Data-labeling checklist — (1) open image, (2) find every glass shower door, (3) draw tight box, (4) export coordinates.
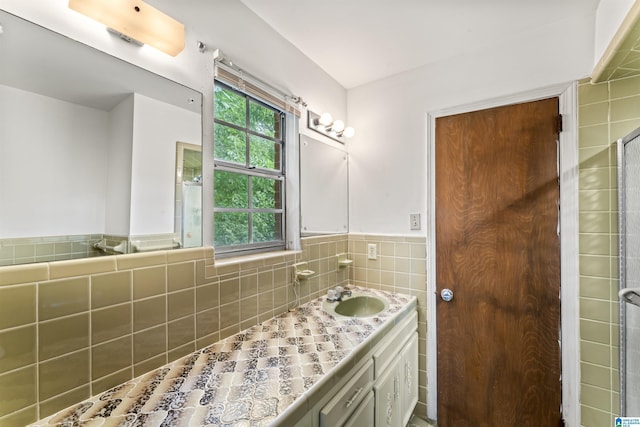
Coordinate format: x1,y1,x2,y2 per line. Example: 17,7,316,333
618,128,640,416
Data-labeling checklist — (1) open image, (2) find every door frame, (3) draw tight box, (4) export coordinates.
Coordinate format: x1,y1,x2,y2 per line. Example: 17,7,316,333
425,82,580,426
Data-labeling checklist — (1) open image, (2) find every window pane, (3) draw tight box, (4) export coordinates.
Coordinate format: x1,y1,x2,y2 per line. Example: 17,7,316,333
215,85,246,127
252,176,282,210
214,124,246,164
214,212,249,246
250,135,281,171
253,213,282,243
250,101,280,139
214,171,248,208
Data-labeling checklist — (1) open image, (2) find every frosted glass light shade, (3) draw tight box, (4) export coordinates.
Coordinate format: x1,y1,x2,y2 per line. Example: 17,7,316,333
69,0,185,56
343,127,355,138
333,120,345,133
319,112,333,127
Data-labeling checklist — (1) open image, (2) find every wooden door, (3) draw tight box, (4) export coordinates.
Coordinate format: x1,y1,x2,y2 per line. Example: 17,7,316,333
435,98,562,426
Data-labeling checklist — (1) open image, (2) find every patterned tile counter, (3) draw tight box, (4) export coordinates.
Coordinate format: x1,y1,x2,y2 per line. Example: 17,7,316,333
30,287,416,427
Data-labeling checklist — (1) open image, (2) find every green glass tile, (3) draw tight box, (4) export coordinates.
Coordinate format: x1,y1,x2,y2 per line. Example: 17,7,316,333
38,350,89,401
167,262,195,292
579,81,609,105
580,297,611,323
92,368,132,396
168,289,194,322
0,405,37,427
92,271,131,309
196,308,219,339
39,313,89,361
579,212,611,234
579,102,609,127
611,95,640,122
91,336,132,380
611,118,640,142
133,296,166,332
580,362,611,389
38,277,89,321
168,316,194,350
579,124,609,149
0,326,36,374
38,385,90,421
0,284,35,329
581,383,611,412
0,366,36,417
610,74,640,99
580,319,610,344
133,325,166,363
92,304,131,344
133,266,166,300
195,283,219,313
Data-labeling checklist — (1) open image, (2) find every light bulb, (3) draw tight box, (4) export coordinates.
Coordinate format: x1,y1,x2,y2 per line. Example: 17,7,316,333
333,120,345,133
319,112,333,127
343,127,355,138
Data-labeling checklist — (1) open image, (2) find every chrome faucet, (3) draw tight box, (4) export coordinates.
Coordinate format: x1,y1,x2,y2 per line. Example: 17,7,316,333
327,286,352,302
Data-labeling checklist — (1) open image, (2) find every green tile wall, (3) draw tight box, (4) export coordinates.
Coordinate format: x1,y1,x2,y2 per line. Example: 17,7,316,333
578,74,640,426
0,235,356,425
348,233,428,419
0,233,428,425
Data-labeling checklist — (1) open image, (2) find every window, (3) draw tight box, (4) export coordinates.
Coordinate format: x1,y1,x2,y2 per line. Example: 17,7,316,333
213,81,286,255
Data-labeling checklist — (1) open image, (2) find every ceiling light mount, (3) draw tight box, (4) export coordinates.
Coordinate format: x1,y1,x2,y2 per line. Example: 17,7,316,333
308,110,355,143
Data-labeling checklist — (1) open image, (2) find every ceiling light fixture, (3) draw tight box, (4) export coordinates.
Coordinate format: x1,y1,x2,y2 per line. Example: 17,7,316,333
68,0,185,57
308,111,355,143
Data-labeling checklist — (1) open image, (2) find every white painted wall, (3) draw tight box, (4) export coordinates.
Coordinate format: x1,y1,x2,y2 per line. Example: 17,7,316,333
2,0,347,245
0,84,108,237
594,0,636,66
129,93,201,235
105,95,134,236
347,12,597,235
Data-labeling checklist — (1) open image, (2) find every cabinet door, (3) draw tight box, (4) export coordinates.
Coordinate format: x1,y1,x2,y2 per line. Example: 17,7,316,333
401,332,419,426
344,391,375,427
374,358,401,427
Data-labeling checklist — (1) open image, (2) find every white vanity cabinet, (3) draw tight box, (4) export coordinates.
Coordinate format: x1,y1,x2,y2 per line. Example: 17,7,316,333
400,332,419,425
311,310,418,427
373,312,419,427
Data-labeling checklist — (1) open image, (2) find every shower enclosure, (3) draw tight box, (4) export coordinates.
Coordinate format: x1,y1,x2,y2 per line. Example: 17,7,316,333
617,128,640,416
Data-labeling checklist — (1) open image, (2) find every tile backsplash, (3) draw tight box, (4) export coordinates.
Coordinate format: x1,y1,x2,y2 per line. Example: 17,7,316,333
0,233,429,426
0,235,108,267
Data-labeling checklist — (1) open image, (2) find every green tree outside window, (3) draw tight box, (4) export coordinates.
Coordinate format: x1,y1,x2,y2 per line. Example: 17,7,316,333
213,82,285,252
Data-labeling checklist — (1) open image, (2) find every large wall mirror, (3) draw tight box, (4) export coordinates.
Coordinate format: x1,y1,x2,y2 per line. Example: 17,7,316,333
300,134,348,234
0,11,203,266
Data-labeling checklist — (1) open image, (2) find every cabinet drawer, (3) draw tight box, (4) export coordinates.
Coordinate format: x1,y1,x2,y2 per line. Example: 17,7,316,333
344,391,374,427
320,360,373,427
373,310,417,378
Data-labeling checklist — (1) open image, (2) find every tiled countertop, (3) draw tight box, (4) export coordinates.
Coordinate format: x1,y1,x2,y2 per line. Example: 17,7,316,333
30,287,416,427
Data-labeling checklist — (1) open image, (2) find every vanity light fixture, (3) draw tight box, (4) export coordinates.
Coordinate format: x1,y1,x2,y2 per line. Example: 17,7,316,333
68,0,185,56
308,110,355,143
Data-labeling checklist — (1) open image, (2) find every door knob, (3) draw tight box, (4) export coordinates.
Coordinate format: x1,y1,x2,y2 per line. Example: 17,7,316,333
440,288,454,302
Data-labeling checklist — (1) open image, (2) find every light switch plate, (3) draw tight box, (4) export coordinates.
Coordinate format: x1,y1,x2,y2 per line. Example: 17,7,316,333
367,243,377,260
410,213,421,230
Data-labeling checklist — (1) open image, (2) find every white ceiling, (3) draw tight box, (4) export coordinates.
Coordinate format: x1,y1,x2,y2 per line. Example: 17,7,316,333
241,0,602,89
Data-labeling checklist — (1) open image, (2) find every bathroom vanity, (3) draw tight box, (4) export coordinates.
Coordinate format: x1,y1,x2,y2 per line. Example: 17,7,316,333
29,287,417,427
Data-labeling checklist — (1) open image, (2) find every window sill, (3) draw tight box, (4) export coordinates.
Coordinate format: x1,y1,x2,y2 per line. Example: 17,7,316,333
214,249,302,268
